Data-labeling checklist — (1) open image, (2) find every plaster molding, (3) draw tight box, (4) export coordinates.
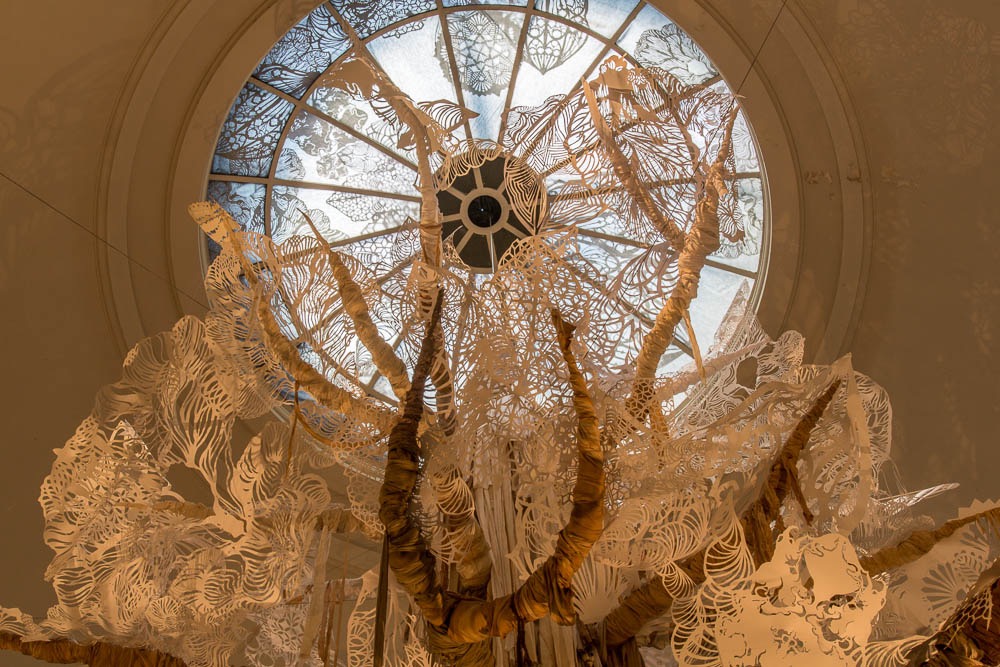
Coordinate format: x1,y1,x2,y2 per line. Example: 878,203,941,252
97,0,212,354
782,0,873,361
95,0,873,367
97,0,280,353
658,0,873,361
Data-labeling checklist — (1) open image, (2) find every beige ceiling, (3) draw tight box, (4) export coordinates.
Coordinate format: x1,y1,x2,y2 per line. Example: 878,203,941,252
0,1,996,664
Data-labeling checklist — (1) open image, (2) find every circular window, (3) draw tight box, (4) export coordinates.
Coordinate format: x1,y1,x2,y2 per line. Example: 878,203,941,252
207,0,766,396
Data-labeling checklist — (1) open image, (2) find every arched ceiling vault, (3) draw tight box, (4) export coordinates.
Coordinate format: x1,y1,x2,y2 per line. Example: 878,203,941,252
0,3,996,664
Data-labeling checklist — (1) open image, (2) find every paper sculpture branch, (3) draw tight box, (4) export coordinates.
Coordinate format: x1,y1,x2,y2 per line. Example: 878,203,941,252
601,378,841,653
0,632,187,666
2,50,998,667
378,292,448,628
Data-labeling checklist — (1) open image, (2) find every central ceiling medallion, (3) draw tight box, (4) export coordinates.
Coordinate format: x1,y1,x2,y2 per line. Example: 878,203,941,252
437,154,543,272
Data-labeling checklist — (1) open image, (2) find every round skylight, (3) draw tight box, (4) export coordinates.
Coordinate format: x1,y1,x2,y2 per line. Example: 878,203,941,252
207,0,766,390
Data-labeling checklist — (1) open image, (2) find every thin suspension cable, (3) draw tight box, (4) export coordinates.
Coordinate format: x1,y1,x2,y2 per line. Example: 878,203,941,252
496,0,534,143
0,169,210,310
697,0,789,164
210,174,422,203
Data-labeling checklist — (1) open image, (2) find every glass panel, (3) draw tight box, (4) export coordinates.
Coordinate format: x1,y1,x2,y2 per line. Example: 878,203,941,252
732,107,760,172
574,233,647,289
443,0,528,6
533,0,639,39
334,225,420,280
510,18,604,110
577,212,642,242
711,177,763,272
371,375,395,397
271,185,419,244
212,83,295,177
206,0,766,376
330,0,436,39
523,13,593,75
205,181,267,262
206,181,267,233
649,181,698,233
688,264,748,351
334,221,419,258
702,81,758,174
366,16,461,108
324,190,418,236
307,86,415,162
252,4,349,98
445,10,524,139
657,345,690,374
276,110,417,195
617,5,718,85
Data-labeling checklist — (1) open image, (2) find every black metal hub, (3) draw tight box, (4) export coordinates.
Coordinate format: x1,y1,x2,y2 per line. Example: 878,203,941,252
436,155,534,272
467,194,503,229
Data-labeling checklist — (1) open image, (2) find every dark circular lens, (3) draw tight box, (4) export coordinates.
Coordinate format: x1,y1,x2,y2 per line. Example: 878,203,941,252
467,194,502,228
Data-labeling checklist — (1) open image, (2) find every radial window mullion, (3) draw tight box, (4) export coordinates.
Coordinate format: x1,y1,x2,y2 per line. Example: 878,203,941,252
671,338,695,358
553,171,761,202
703,258,756,280
304,104,418,171
540,0,644,112
211,174,269,184
326,5,427,117
437,0,475,141
496,0,535,143
361,374,398,404
575,228,649,252
329,3,439,43
538,91,728,179
264,183,272,236
279,285,369,394
250,245,323,272
563,259,654,329
250,76,306,107
323,224,407,249
271,179,421,203
250,79,309,188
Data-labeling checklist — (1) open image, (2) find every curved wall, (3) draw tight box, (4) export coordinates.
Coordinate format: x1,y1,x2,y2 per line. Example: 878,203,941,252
1,5,997,662
105,0,872,365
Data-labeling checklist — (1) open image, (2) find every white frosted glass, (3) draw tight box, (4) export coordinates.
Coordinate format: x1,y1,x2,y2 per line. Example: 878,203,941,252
330,0,436,39
732,106,761,172
534,0,639,39
367,16,461,108
577,212,642,244
617,4,718,85
574,231,646,278
447,10,525,139
443,0,528,6
710,177,763,272
276,110,417,196
271,185,418,244
307,85,417,163
657,346,692,375
688,265,748,351
510,20,605,110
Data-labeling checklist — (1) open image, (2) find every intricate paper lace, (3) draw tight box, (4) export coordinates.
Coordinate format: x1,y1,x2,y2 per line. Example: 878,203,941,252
2,43,998,667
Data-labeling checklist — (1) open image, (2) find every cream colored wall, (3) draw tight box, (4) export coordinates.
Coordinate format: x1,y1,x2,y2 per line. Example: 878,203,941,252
0,1,996,665
0,4,268,665
796,0,999,517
